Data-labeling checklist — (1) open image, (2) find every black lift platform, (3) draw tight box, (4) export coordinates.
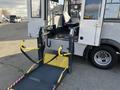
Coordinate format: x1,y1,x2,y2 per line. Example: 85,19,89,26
10,65,67,90
8,29,74,90
8,47,71,90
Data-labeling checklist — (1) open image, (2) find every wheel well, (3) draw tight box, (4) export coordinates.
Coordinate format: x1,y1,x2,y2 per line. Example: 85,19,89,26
83,43,120,60
83,45,92,60
101,44,120,52
101,39,120,52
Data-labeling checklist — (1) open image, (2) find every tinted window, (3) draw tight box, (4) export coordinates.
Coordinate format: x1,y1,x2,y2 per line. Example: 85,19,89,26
84,0,102,19
104,0,120,20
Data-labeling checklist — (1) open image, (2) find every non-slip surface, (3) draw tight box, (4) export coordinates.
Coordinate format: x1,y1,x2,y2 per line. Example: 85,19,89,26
12,65,65,90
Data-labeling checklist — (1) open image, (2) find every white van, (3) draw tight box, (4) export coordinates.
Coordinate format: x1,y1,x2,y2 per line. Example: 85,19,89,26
27,0,120,69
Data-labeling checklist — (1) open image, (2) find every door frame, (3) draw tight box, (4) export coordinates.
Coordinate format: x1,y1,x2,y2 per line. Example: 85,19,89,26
78,0,106,46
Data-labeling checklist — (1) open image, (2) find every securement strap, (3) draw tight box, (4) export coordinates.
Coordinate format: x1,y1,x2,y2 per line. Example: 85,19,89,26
58,46,71,56
20,47,41,64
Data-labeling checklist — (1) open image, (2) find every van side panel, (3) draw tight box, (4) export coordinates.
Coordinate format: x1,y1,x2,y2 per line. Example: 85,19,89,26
101,22,120,44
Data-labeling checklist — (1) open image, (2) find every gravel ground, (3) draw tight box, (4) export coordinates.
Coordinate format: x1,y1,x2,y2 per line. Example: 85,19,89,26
0,23,120,90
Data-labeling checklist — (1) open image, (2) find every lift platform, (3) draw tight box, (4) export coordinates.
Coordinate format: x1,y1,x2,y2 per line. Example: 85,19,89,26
7,29,74,90
11,65,67,90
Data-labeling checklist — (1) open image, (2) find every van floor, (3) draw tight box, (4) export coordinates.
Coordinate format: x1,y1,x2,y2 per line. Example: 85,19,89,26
50,34,78,42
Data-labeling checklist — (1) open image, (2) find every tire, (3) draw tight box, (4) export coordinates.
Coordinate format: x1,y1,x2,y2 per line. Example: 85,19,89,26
90,45,118,69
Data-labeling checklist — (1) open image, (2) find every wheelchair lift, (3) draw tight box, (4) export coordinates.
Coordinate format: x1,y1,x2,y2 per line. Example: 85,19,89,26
7,27,74,90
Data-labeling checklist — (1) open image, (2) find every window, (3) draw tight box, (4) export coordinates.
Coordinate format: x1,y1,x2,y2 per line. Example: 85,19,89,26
104,0,120,20
84,0,102,19
31,0,41,18
107,0,120,3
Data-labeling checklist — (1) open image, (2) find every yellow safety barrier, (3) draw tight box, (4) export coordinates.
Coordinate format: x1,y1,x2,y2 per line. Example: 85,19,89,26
44,46,71,69
20,40,70,69
44,53,69,68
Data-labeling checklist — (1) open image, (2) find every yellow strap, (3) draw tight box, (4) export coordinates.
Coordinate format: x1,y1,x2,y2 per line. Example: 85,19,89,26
58,46,63,56
21,47,39,51
58,46,71,57
20,40,39,51
63,53,71,56
19,40,25,47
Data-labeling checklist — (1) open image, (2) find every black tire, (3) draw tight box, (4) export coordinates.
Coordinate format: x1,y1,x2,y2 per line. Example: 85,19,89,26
90,45,118,69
